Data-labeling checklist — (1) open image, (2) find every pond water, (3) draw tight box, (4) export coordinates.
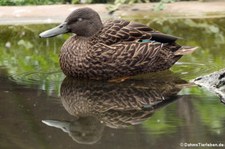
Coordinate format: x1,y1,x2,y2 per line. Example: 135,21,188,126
0,16,225,149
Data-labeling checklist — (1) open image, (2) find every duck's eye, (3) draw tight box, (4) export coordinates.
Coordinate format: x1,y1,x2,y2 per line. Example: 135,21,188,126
78,18,83,21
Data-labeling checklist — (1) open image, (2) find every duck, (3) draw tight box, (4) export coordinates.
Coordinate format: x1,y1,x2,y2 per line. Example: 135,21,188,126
39,7,196,80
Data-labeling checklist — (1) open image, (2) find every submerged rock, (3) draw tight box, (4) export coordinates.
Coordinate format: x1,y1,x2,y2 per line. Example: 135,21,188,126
192,69,225,103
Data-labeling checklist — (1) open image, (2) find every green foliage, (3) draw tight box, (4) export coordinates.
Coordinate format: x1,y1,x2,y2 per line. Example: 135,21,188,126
0,0,63,5
0,0,208,5
107,0,177,13
107,0,149,13
154,0,176,11
0,24,66,93
72,0,79,4
113,0,147,4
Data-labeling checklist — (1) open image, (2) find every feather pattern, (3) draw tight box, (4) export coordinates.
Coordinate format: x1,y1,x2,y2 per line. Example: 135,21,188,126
60,75,187,128
60,20,186,80
49,8,197,79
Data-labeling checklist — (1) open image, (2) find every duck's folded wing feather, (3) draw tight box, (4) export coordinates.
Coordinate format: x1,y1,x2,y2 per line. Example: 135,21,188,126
99,20,180,45
91,42,167,70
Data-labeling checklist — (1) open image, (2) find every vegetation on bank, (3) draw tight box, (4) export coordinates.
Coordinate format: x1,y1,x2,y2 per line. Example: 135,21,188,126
0,0,209,6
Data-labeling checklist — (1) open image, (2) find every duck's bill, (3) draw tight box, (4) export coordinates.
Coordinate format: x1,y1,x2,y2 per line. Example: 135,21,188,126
39,22,69,38
42,120,70,133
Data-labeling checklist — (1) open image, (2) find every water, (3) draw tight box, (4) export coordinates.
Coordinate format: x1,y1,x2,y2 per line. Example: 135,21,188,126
0,16,225,149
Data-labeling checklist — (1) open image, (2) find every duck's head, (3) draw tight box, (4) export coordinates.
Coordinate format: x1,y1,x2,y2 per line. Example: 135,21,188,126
39,7,103,38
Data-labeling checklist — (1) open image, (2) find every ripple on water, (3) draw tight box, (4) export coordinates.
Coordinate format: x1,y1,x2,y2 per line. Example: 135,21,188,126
9,70,64,89
174,59,223,80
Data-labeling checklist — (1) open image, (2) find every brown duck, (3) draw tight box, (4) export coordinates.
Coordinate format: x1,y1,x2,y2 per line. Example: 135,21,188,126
39,7,196,80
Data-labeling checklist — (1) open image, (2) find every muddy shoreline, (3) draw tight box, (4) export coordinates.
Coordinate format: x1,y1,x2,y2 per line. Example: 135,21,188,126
0,1,225,24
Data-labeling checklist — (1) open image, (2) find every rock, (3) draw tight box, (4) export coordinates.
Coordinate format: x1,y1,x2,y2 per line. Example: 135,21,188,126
192,69,225,103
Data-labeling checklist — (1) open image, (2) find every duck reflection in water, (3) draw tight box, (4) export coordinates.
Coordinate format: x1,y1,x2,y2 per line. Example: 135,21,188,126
42,72,189,144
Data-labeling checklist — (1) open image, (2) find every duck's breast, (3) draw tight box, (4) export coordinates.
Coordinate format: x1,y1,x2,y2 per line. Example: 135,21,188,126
59,36,92,78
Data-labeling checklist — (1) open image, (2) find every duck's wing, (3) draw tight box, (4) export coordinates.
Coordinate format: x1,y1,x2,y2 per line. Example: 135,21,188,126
99,19,180,45
90,41,181,76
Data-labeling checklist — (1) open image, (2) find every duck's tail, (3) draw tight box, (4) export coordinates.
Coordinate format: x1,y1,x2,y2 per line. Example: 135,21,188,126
174,46,198,56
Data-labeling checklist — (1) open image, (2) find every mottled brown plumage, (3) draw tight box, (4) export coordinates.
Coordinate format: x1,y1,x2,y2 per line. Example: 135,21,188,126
60,72,187,128
42,73,189,144
40,7,196,80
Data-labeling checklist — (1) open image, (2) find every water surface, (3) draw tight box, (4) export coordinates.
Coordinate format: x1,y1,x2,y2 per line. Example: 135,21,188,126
0,16,225,149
